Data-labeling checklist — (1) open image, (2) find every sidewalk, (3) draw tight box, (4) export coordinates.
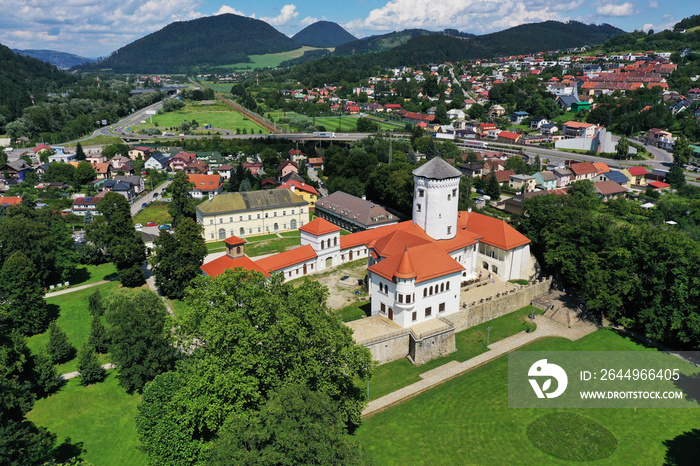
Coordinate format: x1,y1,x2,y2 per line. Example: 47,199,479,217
362,315,598,417
45,280,110,298
59,363,117,380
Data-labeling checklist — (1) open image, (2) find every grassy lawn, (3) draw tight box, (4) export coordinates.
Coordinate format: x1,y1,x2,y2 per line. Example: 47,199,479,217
279,112,399,132
366,306,542,401
28,281,121,374
27,374,146,466
206,240,226,252
143,107,267,134
132,202,172,226
246,237,299,257
355,329,700,465
279,230,300,237
335,301,371,323
214,46,330,71
65,135,125,147
166,298,189,319
67,263,119,288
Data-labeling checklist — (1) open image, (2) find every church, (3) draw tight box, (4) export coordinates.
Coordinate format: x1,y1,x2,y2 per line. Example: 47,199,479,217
201,157,533,329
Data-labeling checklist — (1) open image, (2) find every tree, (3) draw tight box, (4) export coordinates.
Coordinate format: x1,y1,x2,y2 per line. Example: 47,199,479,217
88,289,103,317
504,155,529,174
205,384,371,465
0,252,48,335
673,135,692,165
88,316,110,354
485,173,501,201
33,351,61,397
355,117,379,132
136,270,373,464
533,154,541,172
93,192,146,287
667,164,686,189
167,171,195,227
75,142,86,161
76,342,104,386
106,289,175,393
152,218,207,299
0,329,55,464
434,103,448,125
616,137,629,160
46,322,74,364
73,161,96,187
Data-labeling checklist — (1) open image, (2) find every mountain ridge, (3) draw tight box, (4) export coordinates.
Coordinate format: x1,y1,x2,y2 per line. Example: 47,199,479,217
292,21,357,47
13,49,95,69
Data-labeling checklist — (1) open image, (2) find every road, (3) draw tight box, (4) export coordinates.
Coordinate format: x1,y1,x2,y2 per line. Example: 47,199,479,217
131,180,171,217
307,166,328,197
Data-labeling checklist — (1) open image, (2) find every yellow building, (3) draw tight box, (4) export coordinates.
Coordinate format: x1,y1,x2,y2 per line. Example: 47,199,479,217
196,189,308,241
277,180,319,209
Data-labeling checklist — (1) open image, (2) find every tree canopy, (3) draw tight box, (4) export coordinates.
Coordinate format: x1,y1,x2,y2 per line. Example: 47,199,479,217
136,270,373,464
152,218,207,299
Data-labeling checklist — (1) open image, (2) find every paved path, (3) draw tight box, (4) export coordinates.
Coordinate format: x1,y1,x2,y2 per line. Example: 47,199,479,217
59,363,117,380
45,280,110,298
362,315,598,417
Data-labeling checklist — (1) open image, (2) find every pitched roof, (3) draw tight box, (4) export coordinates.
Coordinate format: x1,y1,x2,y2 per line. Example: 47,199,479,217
188,174,222,191
413,157,462,180
339,222,407,249
278,180,318,196
564,121,595,129
300,217,340,236
196,189,306,215
494,169,516,183
200,255,270,278
627,166,648,176
255,244,317,273
458,211,530,250
0,196,22,206
369,243,463,283
371,224,433,258
592,162,610,173
535,171,557,182
648,181,670,189
315,191,396,228
605,170,630,184
594,180,628,195
223,235,246,246
569,162,597,175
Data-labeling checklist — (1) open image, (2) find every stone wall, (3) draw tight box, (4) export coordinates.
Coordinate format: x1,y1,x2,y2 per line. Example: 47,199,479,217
362,333,411,364
443,277,552,332
408,327,456,365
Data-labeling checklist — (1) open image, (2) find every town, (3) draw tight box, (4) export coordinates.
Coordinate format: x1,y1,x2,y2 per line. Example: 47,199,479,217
1,11,700,466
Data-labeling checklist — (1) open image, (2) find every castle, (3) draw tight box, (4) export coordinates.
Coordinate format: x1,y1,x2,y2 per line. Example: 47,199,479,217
201,157,532,328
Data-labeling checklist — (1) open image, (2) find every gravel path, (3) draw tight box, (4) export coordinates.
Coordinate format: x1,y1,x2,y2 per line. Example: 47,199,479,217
59,363,117,380
44,280,110,298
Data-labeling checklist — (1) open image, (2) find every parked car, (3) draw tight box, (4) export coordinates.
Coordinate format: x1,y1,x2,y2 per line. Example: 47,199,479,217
146,222,158,227
135,223,143,230
142,202,148,208
158,224,171,230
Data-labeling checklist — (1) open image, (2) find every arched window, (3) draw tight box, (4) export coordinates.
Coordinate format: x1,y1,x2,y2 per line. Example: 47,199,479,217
334,237,337,246
429,286,433,295
423,288,427,297
274,223,279,233
321,239,325,249
290,219,297,229
446,281,450,290
440,283,445,292
240,227,245,237
218,228,226,240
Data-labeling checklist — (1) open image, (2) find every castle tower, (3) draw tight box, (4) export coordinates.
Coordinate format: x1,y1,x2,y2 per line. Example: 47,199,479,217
412,157,461,240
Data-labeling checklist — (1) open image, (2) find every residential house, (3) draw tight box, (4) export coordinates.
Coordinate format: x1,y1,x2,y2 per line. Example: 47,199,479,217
278,180,319,208
196,189,308,241
592,162,610,175
48,153,76,163
553,167,573,187
510,111,529,124
102,179,136,202
647,128,674,149
169,151,197,171
188,174,223,199
72,193,106,216
109,155,131,170
33,144,52,155
217,164,234,180
487,105,506,119
594,180,628,201
457,163,484,177
530,117,550,129
0,196,23,207
509,174,536,192
276,160,298,181
622,166,649,186
540,124,558,136
128,146,154,160
601,170,630,187
447,109,466,120
144,152,172,171
261,178,278,190
569,162,597,181
556,95,580,111
533,171,557,190
563,121,597,138
497,131,521,144
475,123,497,138
242,162,263,176
308,157,324,170
1,160,33,182
93,163,112,180
493,169,515,184
289,149,308,164
503,188,568,215
114,175,145,194
184,159,209,175
85,154,107,164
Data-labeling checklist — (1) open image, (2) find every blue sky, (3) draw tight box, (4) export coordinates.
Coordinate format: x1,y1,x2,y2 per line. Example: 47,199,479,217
0,0,693,58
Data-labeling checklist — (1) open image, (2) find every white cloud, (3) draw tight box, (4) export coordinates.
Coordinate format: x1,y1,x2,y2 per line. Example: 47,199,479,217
342,0,566,36
642,23,654,31
215,5,247,17
649,1,659,8
261,4,299,27
299,16,319,27
596,3,635,17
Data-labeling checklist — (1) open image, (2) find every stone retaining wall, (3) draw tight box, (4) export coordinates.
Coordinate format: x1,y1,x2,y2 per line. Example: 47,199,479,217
443,277,552,332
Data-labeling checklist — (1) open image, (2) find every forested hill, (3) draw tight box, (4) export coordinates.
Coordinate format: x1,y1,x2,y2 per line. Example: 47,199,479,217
474,21,624,57
0,43,76,126
292,21,357,47
334,29,436,55
13,49,95,69
82,14,301,74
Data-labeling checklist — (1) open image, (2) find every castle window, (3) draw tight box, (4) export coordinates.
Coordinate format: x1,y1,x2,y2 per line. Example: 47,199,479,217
321,240,325,249
447,194,451,201
239,216,243,221
440,283,445,292
418,189,424,197
406,294,412,304
429,286,433,295
381,303,386,314
446,282,450,291
425,307,432,317
248,215,251,220
229,217,233,222
453,188,457,197
398,294,403,303
412,311,417,321
417,203,421,212
423,288,427,297
334,237,338,247
447,226,452,235
439,302,446,313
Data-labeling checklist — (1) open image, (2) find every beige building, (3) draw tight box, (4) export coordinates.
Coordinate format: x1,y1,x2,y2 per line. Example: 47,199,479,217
196,189,308,241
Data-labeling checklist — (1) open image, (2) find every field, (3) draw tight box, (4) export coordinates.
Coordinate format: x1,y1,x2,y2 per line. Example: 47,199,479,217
215,46,331,71
354,329,700,465
27,281,121,374
132,100,267,134
27,374,147,466
275,111,401,132
68,262,119,287
132,202,172,226
66,135,124,147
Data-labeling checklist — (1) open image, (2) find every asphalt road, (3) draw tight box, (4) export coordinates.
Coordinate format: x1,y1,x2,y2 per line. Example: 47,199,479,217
307,166,328,197
131,179,171,217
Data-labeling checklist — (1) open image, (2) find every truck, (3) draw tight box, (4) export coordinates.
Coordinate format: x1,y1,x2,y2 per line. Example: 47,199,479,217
313,132,336,138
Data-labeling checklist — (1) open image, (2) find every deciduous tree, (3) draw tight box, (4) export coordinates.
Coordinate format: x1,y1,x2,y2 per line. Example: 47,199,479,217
152,218,207,299
76,341,104,386
0,252,47,335
167,171,195,227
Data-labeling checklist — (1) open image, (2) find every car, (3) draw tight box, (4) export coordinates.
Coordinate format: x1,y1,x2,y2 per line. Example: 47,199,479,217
476,189,484,194
168,177,173,181
697,177,700,181
158,224,171,230
153,192,159,198
146,222,158,227
142,202,148,208
135,223,143,230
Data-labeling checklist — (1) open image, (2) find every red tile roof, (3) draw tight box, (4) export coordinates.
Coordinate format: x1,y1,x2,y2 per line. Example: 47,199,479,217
648,181,670,189
627,166,648,176
458,211,530,250
371,224,433,258
394,248,417,279
255,244,317,273
592,162,610,173
200,255,269,278
569,162,597,175
223,235,245,246
188,174,223,191
339,222,408,250
369,243,463,284
300,218,340,236
0,196,22,206
278,180,318,196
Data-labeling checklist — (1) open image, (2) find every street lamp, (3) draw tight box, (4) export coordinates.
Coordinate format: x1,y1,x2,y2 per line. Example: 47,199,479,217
486,326,492,347
529,313,535,333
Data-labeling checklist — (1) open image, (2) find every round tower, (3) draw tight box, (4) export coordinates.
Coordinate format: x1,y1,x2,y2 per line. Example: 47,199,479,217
394,248,417,324
412,157,461,240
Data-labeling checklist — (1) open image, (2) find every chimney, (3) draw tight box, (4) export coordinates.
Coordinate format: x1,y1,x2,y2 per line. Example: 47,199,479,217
362,195,366,200
468,207,472,214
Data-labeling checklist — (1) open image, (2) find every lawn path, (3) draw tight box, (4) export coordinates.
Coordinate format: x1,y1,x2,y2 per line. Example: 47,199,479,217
59,363,117,380
362,315,598,417
44,280,109,298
